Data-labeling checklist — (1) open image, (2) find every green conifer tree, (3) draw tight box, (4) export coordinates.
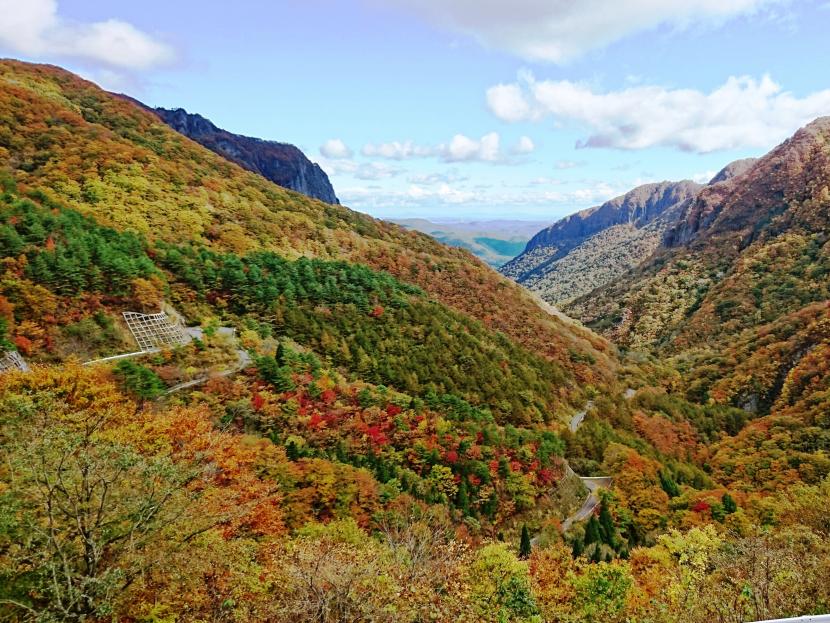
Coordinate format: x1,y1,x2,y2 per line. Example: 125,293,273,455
456,480,471,516
519,525,532,559
598,499,616,546
722,492,738,514
585,515,601,545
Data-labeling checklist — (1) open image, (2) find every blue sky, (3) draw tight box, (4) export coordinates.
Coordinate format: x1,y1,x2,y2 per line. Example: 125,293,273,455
2,0,830,221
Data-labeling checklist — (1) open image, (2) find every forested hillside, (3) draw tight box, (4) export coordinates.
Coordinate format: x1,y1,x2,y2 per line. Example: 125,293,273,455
569,117,830,493
501,181,702,304
0,60,614,398
503,160,758,307
0,60,828,622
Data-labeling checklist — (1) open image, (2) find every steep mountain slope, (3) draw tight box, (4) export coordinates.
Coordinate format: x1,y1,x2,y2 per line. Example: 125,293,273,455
567,118,830,488
502,161,759,307
708,157,757,184
0,60,614,402
151,106,340,204
501,181,702,304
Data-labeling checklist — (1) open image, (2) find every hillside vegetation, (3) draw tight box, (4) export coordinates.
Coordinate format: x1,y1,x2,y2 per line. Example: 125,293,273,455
0,60,615,399
0,60,828,622
568,117,830,493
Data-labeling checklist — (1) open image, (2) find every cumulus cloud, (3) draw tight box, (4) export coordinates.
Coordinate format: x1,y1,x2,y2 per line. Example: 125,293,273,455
443,132,500,162
510,135,535,155
0,0,174,70
385,0,783,63
363,133,519,163
362,140,435,160
319,138,353,159
486,72,830,153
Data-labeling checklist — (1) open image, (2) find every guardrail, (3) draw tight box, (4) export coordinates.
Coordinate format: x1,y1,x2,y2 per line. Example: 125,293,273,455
749,616,830,623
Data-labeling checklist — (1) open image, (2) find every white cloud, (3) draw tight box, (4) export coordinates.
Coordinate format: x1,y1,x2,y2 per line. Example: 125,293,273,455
362,132,513,163
444,132,500,162
0,0,174,70
385,0,784,63
316,157,403,180
692,170,718,183
339,179,624,215
362,140,435,159
510,135,535,155
553,160,584,170
487,81,537,122
319,138,353,159
487,72,830,153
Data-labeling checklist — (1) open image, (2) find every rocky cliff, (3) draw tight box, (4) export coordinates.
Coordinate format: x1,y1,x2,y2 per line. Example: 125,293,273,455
500,181,701,303
153,107,340,204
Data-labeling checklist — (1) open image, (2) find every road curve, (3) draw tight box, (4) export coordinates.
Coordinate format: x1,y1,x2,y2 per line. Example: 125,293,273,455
556,401,611,535
569,400,594,433
561,477,612,532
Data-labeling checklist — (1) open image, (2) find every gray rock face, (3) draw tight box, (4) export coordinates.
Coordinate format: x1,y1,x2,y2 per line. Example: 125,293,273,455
153,107,340,205
708,158,758,184
500,155,765,305
501,180,702,283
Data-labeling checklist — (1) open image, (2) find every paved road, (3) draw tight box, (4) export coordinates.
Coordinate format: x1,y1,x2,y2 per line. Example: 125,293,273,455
166,327,252,394
547,401,612,538
561,477,612,532
569,400,594,433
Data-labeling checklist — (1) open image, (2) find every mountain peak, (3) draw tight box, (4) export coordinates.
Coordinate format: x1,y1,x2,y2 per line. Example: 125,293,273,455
708,157,758,184
665,116,830,248
152,106,340,205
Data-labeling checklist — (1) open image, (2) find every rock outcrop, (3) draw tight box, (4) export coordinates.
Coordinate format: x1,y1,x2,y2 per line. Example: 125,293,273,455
153,107,339,204
500,181,701,303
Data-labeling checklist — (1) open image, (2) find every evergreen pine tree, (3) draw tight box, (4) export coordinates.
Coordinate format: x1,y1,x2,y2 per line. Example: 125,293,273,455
275,342,286,366
598,499,616,546
519,525,532,559
659,470,681,498
585,515,601,545
722,492,738,514
456,480,470,516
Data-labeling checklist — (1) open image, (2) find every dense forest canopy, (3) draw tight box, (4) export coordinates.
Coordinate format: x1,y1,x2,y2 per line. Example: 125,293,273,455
0,60,828,622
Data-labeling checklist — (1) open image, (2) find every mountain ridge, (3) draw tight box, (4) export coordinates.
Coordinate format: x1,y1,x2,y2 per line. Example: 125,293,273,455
153,106,340,204
501,158,762,306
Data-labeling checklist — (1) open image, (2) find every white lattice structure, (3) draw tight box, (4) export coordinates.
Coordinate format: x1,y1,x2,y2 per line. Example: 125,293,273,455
123,311,191,352
0,350,29,373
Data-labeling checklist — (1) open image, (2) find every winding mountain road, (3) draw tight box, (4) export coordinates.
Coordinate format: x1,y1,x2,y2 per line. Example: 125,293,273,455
561,476,613,533
568,400,594,433
165,327,252,394
556,401,611,534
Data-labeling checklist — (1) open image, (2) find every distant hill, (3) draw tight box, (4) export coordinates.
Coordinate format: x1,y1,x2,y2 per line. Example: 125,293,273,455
501,180,702,303
502,161,757,305
150,106,340,204
390,218,548,267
